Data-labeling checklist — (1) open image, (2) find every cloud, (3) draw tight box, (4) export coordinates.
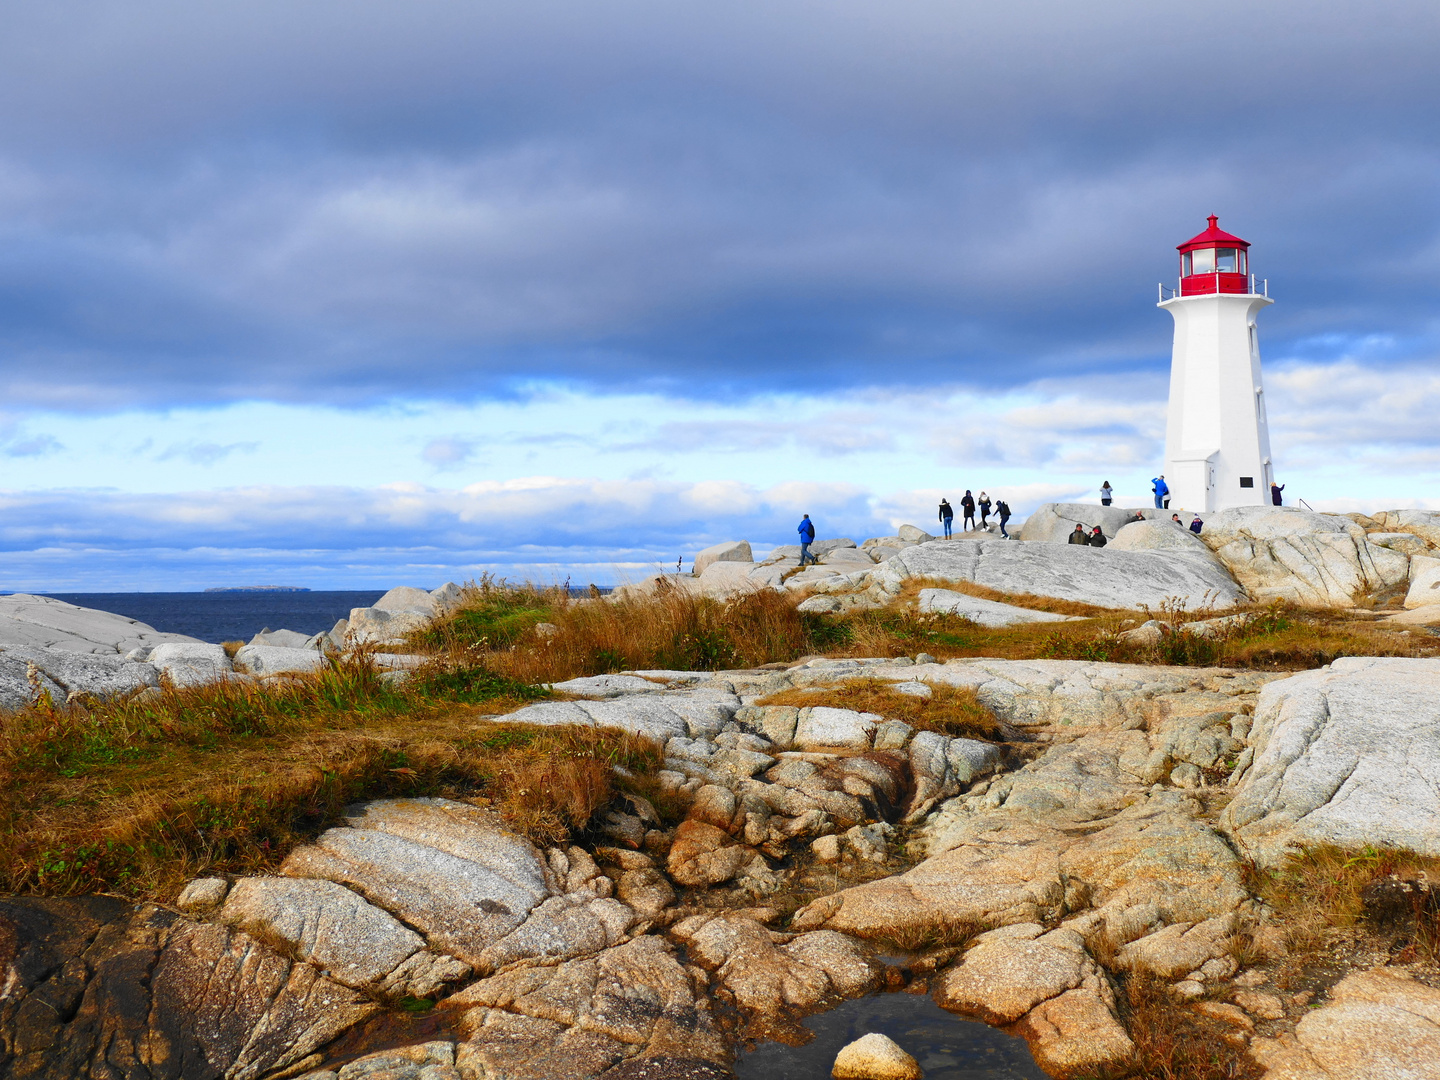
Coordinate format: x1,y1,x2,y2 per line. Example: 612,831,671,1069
155,440,260,466
4,433,63,457
0,2,1439,410
421,436,477,469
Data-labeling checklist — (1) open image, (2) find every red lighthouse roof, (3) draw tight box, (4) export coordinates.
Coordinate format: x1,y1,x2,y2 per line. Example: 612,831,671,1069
1178,215,1250,253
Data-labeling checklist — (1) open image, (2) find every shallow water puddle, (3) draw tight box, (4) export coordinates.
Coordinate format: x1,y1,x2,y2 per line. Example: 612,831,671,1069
732,992,1047,1079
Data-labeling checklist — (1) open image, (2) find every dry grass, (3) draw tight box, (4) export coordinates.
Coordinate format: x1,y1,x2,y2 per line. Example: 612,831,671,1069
1250,844,1440,958
416,576,813,680
893,576,1116,618
1115,973,1263,1080
0,655,665,899
756,678,1005,741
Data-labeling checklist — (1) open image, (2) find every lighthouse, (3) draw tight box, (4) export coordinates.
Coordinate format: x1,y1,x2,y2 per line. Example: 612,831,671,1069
1157,216,1275,512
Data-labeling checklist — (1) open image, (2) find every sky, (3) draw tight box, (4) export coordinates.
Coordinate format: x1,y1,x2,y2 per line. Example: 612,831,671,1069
2,0,1440,591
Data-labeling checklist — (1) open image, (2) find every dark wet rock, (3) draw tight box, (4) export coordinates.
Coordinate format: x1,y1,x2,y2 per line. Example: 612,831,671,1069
0,896,376,1080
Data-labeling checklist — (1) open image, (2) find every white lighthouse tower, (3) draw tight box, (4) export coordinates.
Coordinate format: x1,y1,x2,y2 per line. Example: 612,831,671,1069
1158,216,1275,512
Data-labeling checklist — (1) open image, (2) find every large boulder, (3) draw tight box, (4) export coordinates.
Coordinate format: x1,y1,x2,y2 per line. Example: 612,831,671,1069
1109,519,1216,556
865,538,1245,611
696,560,762,598
347,583,460,646
1406,555,1440,609
1019,503,1157,543
232,644,328,676
1194,506,1411,607
1224,657,1440,866
693,540,753,576
147,642,234,687
0,593,201,654
0,645,159,710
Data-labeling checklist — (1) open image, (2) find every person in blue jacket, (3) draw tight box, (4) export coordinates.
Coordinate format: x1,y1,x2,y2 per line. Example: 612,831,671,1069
797,514,817,565
1152,475,1170,509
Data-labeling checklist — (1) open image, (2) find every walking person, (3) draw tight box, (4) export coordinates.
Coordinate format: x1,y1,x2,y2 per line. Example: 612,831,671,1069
996,499,1012,538
978,491,992,527
1089,526,1107,547
1068,523,1090,545
1271,482,1285,507
961,490,976,531
939,498,954,538
1100,481,1113,506
1151,475,1170,510
1190,515,1204,535
797,514,817,565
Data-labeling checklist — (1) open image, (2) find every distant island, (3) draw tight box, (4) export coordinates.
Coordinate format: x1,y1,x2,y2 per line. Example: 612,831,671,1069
203,586,311,593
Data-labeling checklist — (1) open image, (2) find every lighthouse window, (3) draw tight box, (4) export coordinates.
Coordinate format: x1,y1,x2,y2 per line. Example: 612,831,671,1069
1190,248,1215,274
1215,248,1238,273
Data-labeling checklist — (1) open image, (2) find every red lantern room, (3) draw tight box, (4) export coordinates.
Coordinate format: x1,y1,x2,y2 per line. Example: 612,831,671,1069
1177,215,1251,296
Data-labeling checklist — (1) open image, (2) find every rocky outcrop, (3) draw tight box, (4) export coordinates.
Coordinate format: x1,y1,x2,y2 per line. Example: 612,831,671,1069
232,643,329,676
1196,506,1411,607
916,588,1082,627
669,913,883,1034
0,895,377,1080
1250,967,1440,1079
1110,518,1219,556
1224,657,1440,866
853,537,1245,611
0,644,161,710
1366,508,1440,549
0,593,201,654
445,935,730,1079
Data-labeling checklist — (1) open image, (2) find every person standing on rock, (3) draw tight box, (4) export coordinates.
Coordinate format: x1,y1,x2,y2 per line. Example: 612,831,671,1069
1068,523,1090,545
1100,481,1113,506
961,490,976,531
1271,482,1285,506
1152,475,1170,509
797,514,817,565
1190,515,1204,534
939,498,954,538
1089,526,1107,547
997,499,1012,538
978,491,992,527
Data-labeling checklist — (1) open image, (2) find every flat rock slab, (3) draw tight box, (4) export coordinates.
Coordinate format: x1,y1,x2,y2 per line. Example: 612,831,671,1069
917,588,1083,627
550,674,665,697
0,593,202,654
0,644,159,710
281,827,546,966
492,688,740,741
935,935,1086,1024
1225,656,1440,865
869,537,1245,611
1250,967,1440,1079
219,876,424,989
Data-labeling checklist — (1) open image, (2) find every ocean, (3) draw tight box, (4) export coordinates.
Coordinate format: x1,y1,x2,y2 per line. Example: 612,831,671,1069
40,590,386,645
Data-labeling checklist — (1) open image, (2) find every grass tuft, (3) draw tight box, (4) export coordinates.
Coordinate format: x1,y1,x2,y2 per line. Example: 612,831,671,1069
756,678,1005,741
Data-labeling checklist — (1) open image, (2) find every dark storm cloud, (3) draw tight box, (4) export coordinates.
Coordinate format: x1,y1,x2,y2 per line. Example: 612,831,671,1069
2,0,1439,408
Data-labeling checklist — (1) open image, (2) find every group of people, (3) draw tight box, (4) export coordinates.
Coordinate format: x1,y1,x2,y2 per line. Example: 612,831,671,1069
937,491,1012,538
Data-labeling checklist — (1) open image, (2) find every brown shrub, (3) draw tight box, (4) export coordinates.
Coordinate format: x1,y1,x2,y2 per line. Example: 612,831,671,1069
1250,844,1440,959
756,678,1004,741
478,583,814,682
0,656,660,899
1117,972,1263,1080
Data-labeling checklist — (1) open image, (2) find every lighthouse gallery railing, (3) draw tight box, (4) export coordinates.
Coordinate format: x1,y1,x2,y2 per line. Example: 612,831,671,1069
1158,274,1269,302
